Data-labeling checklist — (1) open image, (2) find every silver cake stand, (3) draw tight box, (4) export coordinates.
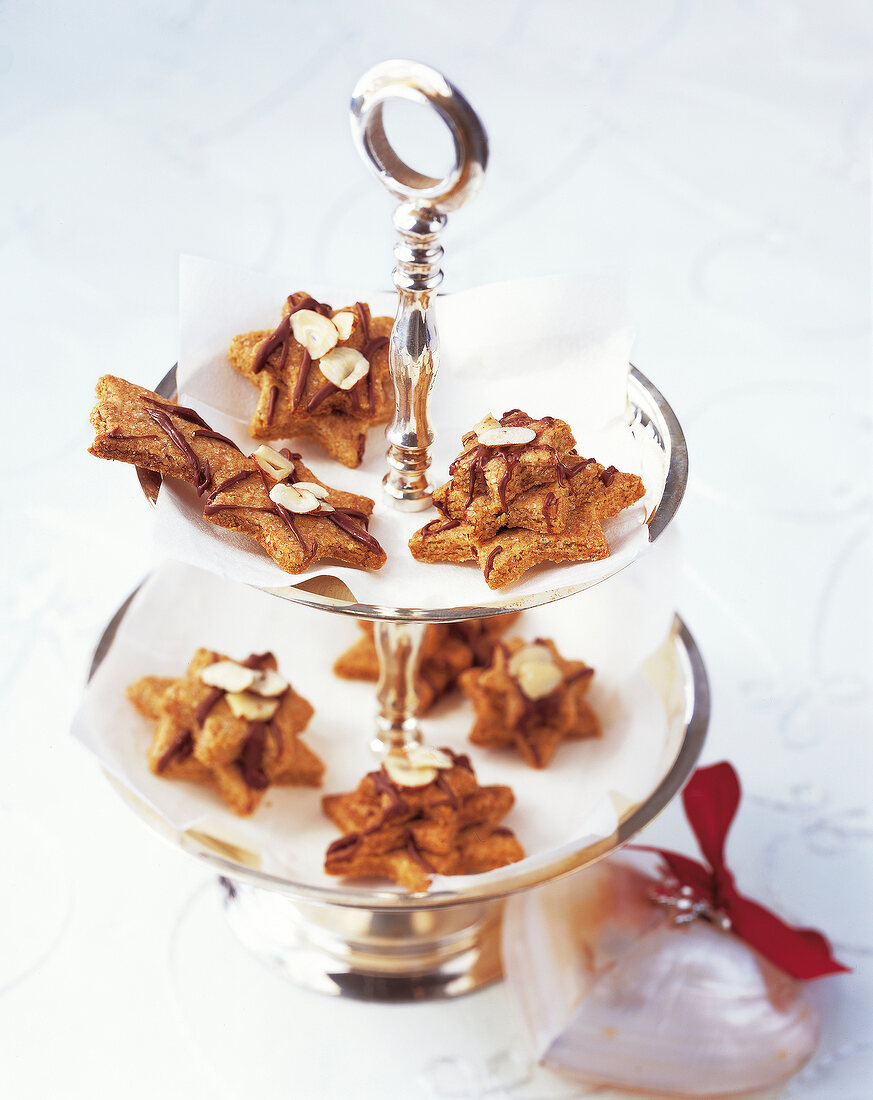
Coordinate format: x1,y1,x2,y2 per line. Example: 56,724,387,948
90,61,708,1002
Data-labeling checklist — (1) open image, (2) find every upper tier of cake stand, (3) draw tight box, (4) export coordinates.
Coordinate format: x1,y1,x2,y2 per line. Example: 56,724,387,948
138,362,687,623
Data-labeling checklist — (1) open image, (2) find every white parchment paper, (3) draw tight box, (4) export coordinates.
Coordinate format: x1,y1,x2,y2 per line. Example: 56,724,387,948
72,531,681,892
148,256,664,610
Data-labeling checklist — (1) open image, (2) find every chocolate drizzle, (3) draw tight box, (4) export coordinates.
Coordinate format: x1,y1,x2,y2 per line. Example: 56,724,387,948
108,428,158,442
306,381,335,412
421,518,461,537
156,729,194,773
252,314,291,376
204,453,382,559
140,396,210,428
281,461,380,555
564,456,596,478
600,465,617,487
327,768,412,863
484,545,502,580
292,350,312,409
543,492,558,530
195,687,223,726
238,722,270,790
191,428,241,452
404,830,437,873
144,405,212,495
446,748,473,771
206,470,255,503
266,385,279,425
259,294,385,418
435,772,457,809
192,651,288,792
253,293,330,377
447,411,603,523
325,509,382,554
564,666,595,686
326,832,362,859
352,333,388,415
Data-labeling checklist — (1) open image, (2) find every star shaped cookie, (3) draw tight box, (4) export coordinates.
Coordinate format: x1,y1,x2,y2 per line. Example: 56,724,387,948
228,292,394,467
128,648,324,815
459,637,601,767
89,375,386,573
332,614,521,713
323,747,523,891
409,410,645,588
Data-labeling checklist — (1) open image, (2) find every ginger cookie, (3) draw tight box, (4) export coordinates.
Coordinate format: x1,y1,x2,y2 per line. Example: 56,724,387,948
228,292,393,467
459,637,600,767
128,649,324,816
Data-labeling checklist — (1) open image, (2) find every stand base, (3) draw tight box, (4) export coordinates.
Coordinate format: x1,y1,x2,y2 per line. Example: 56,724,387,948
219,877,504,1002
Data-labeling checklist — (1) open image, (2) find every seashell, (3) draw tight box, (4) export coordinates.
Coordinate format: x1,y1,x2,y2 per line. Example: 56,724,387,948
502,858,819,1097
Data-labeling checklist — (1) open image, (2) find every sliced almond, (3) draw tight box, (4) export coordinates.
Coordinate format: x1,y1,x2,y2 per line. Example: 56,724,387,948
200,660,256,693
225,691,281,721
253,444,296,482
269,482,320,514
250,668,288,698
318,347,370,390
517,661,563,701
332,311,356,340
383,754,437,788
317,502,335,513
477,425,537,447
292,480,329,499
290,309,339,359
472,413,500,437
508,643,554,677
406,745,454,771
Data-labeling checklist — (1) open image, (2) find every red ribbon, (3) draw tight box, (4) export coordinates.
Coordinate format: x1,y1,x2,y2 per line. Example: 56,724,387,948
636,761,849,980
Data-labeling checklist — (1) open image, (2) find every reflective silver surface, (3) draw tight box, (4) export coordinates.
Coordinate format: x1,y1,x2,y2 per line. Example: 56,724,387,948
350,61,488,510
372,619,428,754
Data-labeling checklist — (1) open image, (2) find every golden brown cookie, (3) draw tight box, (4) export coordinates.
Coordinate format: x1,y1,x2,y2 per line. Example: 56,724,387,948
410,410,645,589
332,615,521,712
459,637,601,767
323,747,523,891
89,376,386,573
228,293,394,467
128,648,324,816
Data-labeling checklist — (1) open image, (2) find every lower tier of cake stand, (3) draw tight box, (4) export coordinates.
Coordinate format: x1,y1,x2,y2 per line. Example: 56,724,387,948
171,616,709,1004
219,878,504,1000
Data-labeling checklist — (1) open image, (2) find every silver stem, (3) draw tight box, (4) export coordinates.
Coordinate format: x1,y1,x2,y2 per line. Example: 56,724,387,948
383,202,446,508
372,620,427,755
349,60,488,512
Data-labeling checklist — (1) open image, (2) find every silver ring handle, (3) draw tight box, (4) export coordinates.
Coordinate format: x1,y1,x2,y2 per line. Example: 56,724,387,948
350,61,488,510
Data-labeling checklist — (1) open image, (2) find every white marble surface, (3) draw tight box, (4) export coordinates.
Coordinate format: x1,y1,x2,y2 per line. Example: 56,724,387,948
1,2,871,1098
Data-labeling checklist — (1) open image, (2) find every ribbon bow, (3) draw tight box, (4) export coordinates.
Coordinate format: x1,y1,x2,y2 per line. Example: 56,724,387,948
637,761,849,980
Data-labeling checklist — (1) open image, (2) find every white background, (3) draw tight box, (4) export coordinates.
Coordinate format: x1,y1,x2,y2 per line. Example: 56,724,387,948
1,2,871,1098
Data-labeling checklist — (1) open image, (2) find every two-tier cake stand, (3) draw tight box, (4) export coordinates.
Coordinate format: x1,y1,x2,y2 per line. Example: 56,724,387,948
88,62,709,1003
